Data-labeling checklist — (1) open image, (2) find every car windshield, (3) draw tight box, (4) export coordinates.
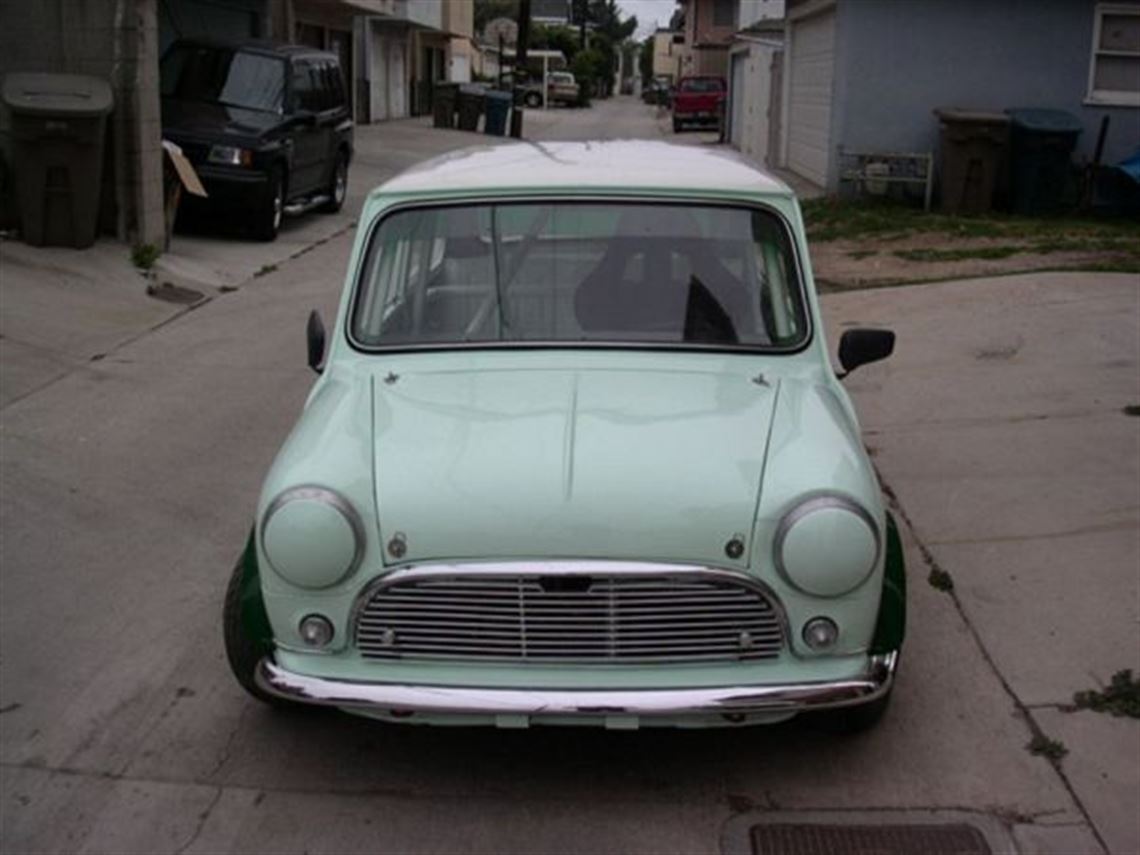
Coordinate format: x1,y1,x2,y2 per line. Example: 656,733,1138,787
351,202,808,351
161,45,285,113
680,78,722,92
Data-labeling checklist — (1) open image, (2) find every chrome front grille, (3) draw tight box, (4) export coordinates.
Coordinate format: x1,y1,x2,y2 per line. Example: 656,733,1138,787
354,571,785,663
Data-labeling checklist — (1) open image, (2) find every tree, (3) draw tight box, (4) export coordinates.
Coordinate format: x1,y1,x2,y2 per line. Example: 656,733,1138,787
475,0,520,39
639,34,654,84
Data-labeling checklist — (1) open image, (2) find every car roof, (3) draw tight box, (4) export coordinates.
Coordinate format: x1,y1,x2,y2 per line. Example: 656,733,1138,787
376,141,793,197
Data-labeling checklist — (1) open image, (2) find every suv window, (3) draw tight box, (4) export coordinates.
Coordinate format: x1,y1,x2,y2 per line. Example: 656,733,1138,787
680,78,723,93
161,45,285,113
352,202,807,351
291,59,322,112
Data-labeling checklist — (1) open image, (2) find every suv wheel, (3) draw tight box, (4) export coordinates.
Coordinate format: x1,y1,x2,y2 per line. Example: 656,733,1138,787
320,151,348,214
254,166,285,241
524,91,543,108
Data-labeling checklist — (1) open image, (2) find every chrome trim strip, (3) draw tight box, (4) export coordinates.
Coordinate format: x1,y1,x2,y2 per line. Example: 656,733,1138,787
773,493,882,597
255,651,897,716
261,485,366,587
347,561,795,658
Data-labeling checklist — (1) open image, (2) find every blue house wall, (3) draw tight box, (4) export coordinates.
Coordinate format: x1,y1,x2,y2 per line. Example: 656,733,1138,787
828,0,1139,188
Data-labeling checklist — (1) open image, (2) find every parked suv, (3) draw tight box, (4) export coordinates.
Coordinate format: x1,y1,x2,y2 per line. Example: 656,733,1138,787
161,40,353,241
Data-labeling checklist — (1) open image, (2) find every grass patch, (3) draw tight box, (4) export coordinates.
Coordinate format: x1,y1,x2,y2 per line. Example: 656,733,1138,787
927,567,954,592
801,197,1140,245
1027,734,1068,761
894,246,1024,263
847,249,878,260
131,243,161,270
254,263,278,277
1072,669,1140,718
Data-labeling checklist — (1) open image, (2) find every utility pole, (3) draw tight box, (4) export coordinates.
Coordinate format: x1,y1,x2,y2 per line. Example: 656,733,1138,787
577,0,588,50
510,0,531,138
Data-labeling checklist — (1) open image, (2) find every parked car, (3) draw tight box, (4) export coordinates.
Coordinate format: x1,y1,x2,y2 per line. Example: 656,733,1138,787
642,75,673,106
226,141,905,733
508,71,580,108
672,75,726,132
160,39,353,241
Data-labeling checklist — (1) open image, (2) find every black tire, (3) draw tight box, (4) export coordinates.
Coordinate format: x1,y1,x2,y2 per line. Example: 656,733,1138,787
320,151,348,214
524,91,543,108
803,686,893,734
672,117,682,133
253,166,285,241
223,556,289,706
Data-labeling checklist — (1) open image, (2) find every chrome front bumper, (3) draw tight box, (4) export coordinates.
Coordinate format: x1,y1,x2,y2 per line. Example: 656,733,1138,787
255,651,897,717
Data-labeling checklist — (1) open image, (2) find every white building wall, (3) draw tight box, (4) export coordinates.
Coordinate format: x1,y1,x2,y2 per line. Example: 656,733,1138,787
728,39,781,168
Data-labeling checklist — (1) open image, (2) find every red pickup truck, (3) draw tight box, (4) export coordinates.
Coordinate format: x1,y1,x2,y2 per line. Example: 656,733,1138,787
671,76,727,132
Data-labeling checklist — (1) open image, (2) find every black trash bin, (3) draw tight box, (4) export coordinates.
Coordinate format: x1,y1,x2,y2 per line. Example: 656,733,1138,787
433,83,459,129
456,85,485,132
484,90,512,136
1006,108,1083,215
2,72,113,247
933,108,1010,214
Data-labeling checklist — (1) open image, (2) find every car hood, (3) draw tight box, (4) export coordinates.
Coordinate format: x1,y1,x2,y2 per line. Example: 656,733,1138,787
372,364,778,568
161,98,279,147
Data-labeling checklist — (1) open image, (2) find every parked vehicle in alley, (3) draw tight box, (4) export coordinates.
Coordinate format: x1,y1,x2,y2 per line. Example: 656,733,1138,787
671,76,726,132
226,141,905,733
509,71,580,108
642,75,673,106
160,39,353,241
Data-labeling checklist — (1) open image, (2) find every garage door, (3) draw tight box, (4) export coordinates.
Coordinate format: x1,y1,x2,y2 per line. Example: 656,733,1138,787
787,9,835,187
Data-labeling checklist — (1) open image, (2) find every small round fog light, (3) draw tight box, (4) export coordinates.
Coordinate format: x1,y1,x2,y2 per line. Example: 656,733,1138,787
802,617,839,651
299,614,334,648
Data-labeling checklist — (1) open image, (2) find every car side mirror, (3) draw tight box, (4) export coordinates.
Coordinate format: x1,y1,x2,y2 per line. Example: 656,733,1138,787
307,310,326,374
838,328,895,377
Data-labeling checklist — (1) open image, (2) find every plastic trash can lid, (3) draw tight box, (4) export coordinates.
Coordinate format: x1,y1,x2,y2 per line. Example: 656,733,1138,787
1005,108,1083,133
2,72,113,117
485,90,513,102
933,108,1010,124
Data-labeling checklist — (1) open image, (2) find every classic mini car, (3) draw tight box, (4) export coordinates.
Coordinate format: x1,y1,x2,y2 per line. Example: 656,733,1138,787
224,142,905,732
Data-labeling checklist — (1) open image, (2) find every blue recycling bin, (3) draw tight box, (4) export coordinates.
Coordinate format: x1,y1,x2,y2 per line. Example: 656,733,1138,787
484,90,512,136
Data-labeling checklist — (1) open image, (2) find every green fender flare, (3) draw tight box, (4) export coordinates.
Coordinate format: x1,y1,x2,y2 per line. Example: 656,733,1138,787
869,511,906,655
236,528,275,658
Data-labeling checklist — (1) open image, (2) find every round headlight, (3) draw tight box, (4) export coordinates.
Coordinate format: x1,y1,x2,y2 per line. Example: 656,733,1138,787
261,486,364,589
774,494,879,597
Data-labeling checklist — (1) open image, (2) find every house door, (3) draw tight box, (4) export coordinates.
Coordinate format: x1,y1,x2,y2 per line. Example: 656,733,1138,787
786,9,835,186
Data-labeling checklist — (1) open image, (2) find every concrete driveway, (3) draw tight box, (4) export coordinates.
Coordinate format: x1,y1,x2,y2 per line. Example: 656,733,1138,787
1,98,1136,853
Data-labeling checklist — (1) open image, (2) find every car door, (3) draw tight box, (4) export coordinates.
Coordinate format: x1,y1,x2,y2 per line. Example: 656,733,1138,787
313,59,346,188
288,57,325,195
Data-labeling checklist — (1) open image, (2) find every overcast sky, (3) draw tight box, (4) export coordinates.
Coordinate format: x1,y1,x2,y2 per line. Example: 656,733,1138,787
616,0,680,39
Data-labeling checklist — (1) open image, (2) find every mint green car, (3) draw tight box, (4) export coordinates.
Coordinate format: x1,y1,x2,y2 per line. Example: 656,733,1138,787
224,141,905,731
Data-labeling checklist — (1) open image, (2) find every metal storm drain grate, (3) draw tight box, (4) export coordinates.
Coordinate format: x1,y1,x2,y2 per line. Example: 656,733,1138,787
751,823,992,855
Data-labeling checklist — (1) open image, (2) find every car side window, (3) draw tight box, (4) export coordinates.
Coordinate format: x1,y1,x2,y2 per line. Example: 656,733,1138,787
324,60,346,110
291,59,320,112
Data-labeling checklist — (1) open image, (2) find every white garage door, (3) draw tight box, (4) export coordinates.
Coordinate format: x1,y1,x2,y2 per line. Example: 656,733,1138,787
787,9,836,187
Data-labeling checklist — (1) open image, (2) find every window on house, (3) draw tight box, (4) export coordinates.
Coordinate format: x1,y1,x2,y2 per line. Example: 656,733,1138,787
713,0,736,28
1088,4,1140,106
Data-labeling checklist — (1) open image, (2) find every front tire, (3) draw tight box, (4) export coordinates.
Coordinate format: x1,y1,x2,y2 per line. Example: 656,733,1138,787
672,117,682,133
253,166,285,241
223,555,287,706
803,685,893,734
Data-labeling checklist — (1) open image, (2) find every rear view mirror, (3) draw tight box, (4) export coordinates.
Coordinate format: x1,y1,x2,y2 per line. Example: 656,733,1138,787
307,310,326,374
838,328,895,377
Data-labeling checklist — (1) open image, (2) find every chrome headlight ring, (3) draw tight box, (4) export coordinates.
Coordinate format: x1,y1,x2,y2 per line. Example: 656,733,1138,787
261,485,366,589
773,493,881,598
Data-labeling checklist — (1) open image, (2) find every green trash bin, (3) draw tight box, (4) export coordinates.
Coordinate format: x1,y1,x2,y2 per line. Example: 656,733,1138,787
433,83,459,129
2,72,113,248
483,90,512,136
933,108,1010,214
1005,108,1083,215
456,85,485,132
